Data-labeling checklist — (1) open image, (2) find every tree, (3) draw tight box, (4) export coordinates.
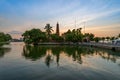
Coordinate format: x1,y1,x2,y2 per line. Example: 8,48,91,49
22,28,46,45
44,24,53,41
0,32,12,42
101,37,105,43
75,28,83,42
51,34,63,42
62,29,73,42
110,37,115,41
5,34,12,41
94,37,101,43
76,28,82,34
106,36,110,41
0,32,5,42
62,28,83,42
84,33,94,41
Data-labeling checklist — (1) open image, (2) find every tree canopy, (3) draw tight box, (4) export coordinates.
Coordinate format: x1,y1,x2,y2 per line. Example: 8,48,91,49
62,28,83,42
44,24,53,41
0,32,12,42
22,28,47,45
22,24,120,45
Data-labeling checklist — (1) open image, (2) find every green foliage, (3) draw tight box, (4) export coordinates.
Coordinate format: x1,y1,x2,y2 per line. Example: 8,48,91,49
62,28,83,42
44,24,53,40
22,24,120,44
106,36,110,41
22,28,47,45
110,37,115,40
84,33,94,41
94,37,101,43
101,37,105,40
0,32,12,42
62,29,73,42
51,34,63,42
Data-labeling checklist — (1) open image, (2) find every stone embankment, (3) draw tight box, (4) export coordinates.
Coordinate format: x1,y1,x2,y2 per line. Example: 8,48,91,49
38,42,120,51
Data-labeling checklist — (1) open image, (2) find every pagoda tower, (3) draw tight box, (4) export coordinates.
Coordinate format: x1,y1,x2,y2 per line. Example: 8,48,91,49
56,22,60,36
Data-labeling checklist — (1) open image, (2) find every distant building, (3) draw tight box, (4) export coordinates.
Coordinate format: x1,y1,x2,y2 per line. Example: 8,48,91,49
56,22,60,36
112,38,120,45
11,38,23,42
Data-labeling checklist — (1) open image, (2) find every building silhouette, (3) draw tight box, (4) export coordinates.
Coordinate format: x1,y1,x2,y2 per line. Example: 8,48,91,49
56,22,60,36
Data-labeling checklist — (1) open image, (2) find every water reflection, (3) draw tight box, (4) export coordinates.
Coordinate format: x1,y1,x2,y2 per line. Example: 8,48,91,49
0,46,11,58
45,51,53,67
22,45,46,61
22,45,120,67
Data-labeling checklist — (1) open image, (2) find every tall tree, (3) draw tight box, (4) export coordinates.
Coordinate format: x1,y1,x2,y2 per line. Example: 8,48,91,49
84,33,94,41
94,37,101,43
0,32,12,42
62,28,83,42
22,28,46,45
101,37,105,43
44,24,53,41
106,36,110,41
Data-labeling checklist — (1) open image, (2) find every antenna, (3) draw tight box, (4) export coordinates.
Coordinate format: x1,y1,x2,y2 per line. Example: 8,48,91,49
83,21,86,34
81,17,87,34
75,19,76,29
74,17,77,29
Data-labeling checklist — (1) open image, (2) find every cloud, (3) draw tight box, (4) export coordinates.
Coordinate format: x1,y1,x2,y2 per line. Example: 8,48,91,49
83,9,120,22
0,0,120,37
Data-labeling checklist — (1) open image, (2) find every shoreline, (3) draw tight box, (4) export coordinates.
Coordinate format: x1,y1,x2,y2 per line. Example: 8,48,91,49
38,42,120,51
4,42,120,51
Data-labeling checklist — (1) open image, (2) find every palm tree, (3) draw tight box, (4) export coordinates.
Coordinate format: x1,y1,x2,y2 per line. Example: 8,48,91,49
77,28,82,33
44,24,53,40
94,37,101,43
84,33,94,42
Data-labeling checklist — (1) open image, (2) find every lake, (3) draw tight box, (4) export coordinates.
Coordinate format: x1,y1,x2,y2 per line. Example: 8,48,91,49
0,42,120,80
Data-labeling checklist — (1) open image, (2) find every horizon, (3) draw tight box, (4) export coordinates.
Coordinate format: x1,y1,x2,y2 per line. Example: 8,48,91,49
0,0,120,38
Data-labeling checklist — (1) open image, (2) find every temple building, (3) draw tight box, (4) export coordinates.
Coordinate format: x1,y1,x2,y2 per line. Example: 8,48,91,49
56,22,60,36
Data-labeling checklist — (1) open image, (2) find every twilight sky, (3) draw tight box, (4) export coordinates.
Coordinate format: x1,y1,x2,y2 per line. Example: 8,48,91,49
0,0,120,38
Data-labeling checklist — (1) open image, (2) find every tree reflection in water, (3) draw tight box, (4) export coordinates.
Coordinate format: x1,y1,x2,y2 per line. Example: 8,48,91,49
0,47,11,58
22,45,47,61
45,49,54,67
22,45,120,67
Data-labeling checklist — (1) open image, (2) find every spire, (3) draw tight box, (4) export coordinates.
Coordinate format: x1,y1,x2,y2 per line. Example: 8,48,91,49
56,22,60,36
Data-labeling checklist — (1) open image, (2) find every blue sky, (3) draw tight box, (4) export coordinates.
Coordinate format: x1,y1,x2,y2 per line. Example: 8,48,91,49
0,0,120,38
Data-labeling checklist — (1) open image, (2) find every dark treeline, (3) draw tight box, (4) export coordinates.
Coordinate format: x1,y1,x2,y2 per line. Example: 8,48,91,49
22,23,120,45
0,32,11,57
0,47,11,58
0,32,12,45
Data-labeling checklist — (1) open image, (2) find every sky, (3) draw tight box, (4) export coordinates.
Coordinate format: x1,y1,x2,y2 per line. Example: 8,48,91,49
0,0,120,38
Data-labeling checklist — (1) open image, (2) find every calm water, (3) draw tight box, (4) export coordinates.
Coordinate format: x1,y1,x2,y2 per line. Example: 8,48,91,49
0,42,120,80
